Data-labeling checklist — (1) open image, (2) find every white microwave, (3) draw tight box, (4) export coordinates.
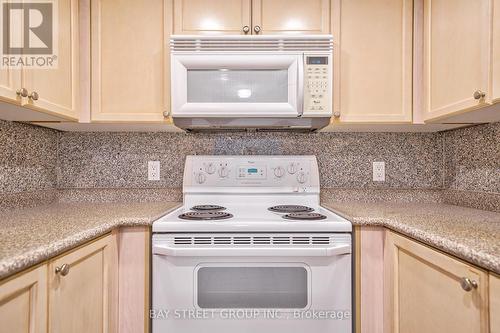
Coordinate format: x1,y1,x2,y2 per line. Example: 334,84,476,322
170,35,333,131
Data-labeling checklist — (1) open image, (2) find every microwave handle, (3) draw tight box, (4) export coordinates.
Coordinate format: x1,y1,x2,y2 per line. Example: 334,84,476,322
152,244,351,257
297,55,304,117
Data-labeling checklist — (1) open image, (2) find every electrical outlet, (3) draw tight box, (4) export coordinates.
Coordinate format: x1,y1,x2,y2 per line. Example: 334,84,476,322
372,161,385,182
148,161,160,181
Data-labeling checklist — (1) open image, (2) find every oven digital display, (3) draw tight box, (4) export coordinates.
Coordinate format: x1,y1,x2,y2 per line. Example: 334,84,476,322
307,56,328,65
237,165,266,179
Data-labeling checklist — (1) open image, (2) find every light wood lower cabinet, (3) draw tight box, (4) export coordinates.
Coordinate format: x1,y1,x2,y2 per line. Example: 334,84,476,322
385,231,489,333
48,234,117,333
0,266,48,333
491,274,500,333
117,227,150,333
331,0,413,123
355,227,385,333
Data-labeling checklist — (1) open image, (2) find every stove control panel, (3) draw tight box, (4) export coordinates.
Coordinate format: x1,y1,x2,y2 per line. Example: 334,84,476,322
184,156,319,188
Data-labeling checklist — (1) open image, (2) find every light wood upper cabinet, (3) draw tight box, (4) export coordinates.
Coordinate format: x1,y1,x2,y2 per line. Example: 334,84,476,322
385,231,489,333
23,0,79,120
91,0,169,122
0,0,78,121
173,0,251,35
0,68,22,105
493,0,500,104
332,0,413,123
252,0,330,34
173,0,328,35
423,0,493,122
0,266,47,333
48,235,117,333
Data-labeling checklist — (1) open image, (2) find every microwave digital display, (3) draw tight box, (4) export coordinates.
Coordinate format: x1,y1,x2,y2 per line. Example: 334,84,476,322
307,57,328,65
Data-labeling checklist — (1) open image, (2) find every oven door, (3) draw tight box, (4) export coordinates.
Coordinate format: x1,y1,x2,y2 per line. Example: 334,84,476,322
152,233,352,333
171,53,304,118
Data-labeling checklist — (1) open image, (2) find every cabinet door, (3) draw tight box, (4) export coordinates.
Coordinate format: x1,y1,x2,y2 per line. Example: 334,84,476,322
23,0,79,121
173,0,251,35
91,0,169,122
0,68,22,105
423,0,492,121
491,274,500,333
493,0,500,104
48,234,117,333
385,231,489,333
252,0,330,34
332,0,413,123
0,265,47,333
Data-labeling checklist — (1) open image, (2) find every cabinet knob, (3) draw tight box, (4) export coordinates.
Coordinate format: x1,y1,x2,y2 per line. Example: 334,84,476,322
16,88,28,97
253,25,261,34
333,111,341,118
473,90,485,100
460,277,478,292
28,91,39,101
55,264,70,276
242,25,250,34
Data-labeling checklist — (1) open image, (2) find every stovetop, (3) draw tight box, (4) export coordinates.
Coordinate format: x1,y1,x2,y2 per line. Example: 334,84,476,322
153,155,352,233
153,203,351,232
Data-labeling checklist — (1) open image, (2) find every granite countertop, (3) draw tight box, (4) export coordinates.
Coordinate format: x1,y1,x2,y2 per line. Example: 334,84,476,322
2,200,499,280
323,201,500,274
0,201,181,280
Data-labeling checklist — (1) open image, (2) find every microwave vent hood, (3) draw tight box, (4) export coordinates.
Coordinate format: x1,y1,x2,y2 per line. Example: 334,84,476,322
170,34,333,52
170,35,333,132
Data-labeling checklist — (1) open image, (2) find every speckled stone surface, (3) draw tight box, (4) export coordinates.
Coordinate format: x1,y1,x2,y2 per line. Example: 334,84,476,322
0,201,180,279
443,122,500,194
0,120,58,195
320,188,444,203
57,188,182,203
57,131,444,190
0,189,58,211
442,189,500,213
323,201,500,274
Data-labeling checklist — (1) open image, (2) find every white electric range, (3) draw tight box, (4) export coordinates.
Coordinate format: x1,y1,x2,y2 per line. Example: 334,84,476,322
152,155,352,333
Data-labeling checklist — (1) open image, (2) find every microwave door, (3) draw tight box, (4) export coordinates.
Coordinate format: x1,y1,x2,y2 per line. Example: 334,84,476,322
171,54,302,118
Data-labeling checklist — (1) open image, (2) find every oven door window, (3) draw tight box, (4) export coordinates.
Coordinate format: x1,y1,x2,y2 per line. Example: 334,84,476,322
187,69,288,103
195,265,310,309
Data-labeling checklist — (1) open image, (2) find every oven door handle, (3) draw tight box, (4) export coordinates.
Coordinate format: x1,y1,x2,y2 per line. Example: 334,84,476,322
152,244,351,257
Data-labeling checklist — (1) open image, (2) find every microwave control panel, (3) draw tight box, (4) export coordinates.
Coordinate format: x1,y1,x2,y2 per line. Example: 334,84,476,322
303,55,331,115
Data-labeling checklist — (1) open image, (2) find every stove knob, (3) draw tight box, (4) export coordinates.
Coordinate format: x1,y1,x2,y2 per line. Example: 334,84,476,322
218,166,230,178
274,166,285,178
205,163,216,174
195,172,206,184
287,163,298,174
296,171,307,184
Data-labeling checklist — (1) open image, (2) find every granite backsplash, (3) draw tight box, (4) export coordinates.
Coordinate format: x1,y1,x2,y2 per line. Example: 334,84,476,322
1,119,498,211
57,131,444,190
0,120,58,209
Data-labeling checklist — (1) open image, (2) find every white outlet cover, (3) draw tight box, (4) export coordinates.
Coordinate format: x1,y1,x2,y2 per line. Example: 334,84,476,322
372,161,385,182
148,161,161,181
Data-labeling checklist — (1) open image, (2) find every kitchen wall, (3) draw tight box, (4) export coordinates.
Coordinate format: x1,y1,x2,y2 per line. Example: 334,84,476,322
1,119,498,211
57,131,443,190
442,121,500,211
0,119,58,209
